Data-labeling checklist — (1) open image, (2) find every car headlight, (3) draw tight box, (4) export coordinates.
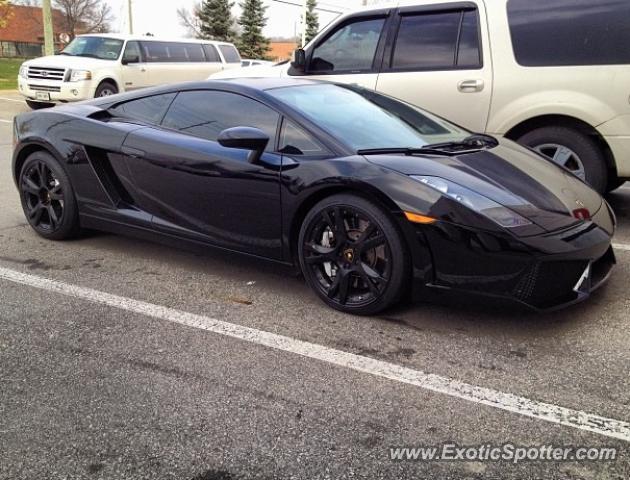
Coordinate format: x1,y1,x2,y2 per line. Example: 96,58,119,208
68,69,92,82
411,175,532,228
19,65,28,79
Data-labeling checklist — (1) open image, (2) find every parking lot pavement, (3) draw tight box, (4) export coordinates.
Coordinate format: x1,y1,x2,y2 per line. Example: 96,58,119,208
1,92,629,479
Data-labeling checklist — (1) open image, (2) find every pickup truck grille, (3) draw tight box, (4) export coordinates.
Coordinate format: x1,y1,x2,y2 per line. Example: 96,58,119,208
27,66,65,81
28,84,61,92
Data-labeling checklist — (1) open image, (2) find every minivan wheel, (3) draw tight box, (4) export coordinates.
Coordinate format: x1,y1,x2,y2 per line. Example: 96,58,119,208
518,127,608,193
95,81,118,98
25,99,54,110
298,194,409,316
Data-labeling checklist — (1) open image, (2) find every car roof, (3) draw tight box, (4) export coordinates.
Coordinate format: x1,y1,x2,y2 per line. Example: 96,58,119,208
76,33,235,46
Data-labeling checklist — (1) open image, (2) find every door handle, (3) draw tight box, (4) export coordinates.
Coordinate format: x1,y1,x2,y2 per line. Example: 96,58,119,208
458,79,485,93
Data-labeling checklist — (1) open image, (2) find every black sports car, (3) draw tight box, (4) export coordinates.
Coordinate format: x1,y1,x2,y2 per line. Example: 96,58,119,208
12,79,616,315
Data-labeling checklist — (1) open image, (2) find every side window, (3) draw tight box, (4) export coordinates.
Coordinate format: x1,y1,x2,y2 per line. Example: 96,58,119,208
219,44,241,63
162,91,279,151
203,44,220,62
310,17,386,73
110,93,177,124
185,43,206,62
279,120,326,155
142,42,170,62
167,43,188,62
122,41,142,63
507,0,630,66
390,10,481,70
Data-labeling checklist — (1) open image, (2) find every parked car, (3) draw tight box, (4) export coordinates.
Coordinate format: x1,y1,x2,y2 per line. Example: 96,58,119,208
241,59,274,67
12,79,615,314
211,0,630,194
18,34,241,109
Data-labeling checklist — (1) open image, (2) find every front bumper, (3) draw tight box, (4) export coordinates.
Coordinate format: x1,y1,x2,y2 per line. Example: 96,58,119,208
407,217,615,311
17,76,94,103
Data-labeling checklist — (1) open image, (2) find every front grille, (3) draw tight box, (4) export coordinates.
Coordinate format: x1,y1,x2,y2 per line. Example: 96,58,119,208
28,84,61,92
512,259,588,307
27,66,65,81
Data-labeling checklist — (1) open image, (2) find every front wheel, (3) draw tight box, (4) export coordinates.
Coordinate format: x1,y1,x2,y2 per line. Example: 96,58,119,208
518,126,608,193
298,194,409,315
19,151,81,240
94,81,118,98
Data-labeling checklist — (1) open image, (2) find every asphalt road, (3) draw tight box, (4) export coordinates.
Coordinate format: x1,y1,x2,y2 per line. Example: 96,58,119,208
1,91,629,480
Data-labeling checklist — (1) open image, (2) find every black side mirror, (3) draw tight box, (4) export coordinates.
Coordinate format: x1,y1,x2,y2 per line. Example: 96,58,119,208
291,48,306,70
218,127,270,164
122,55,140,65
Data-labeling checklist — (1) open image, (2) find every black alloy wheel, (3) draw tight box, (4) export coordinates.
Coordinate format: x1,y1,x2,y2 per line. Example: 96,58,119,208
298,194,408,315
19,152,80,240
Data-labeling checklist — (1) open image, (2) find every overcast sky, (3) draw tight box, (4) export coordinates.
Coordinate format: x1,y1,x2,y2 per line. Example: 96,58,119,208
105,0,379,39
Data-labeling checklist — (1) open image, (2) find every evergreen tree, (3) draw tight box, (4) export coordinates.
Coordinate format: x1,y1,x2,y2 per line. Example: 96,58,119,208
304,0,319,44
198,0,236,42
237,0,269,59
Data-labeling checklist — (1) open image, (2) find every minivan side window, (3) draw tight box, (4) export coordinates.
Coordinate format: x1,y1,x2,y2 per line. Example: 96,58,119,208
507,0,630,66
162,91,279,151
219,45,241,63
110,93,177,124
309,17,386,73
390,10,481,71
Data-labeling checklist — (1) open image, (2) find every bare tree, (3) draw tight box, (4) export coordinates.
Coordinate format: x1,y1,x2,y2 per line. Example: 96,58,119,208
0,0,14,29
53,0,113,38
177,2,202,38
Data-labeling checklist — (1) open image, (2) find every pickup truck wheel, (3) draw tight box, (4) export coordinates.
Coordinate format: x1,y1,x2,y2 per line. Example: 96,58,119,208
518,127,608,193
95,82,118,98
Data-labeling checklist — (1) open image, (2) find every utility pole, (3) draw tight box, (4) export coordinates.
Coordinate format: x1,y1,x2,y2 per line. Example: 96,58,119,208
127,0,134,35
301,0,307,47
42,0,54,56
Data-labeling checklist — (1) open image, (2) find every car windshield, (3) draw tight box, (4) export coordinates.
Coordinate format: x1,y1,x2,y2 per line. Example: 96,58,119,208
267,83,470,151
61,36,124,61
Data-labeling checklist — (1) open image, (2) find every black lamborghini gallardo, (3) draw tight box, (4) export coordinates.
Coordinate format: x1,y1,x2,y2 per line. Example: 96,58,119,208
12,79,616,314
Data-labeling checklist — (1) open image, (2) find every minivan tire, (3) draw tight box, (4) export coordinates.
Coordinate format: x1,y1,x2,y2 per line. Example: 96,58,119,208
95,81,118,98
518,127,608,194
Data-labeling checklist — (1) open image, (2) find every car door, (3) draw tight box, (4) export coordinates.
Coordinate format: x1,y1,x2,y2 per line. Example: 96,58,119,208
289,10,392,91
202,44,225,75
375,3,493,132
120,89,284,260
120,40,150,91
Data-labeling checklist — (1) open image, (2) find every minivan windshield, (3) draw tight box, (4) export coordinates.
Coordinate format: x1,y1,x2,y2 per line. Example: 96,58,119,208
268,84,470,151
61,36,124,61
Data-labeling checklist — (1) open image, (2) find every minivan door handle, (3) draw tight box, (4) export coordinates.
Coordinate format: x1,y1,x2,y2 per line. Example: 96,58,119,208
458,79,485,93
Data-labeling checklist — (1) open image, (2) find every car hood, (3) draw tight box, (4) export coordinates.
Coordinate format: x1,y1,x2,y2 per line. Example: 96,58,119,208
365,140,603,233
209,63,287,79
23,55,116,69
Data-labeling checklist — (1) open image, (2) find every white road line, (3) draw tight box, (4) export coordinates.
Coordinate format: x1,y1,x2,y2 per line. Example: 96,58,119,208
0,119,12,123
0,266,629,443
614,243,630,252
0,96,23,103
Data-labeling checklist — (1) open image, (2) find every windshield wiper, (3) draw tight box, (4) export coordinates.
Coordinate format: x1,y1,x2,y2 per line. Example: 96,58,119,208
75,53,102,59
358,134,499,157
422,133,499,151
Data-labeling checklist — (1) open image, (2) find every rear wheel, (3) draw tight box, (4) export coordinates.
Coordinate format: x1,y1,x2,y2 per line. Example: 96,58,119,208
95,81,118,98
18,151,81,240
518,126,608,193
298,194,408,315
25,99,54,110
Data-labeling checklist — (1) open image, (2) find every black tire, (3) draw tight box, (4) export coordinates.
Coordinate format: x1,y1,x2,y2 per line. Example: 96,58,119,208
25,99,54,110
606,178,626,194
518,126,608,194
298,194,409,315
94,81,118,98
18,151,81,240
